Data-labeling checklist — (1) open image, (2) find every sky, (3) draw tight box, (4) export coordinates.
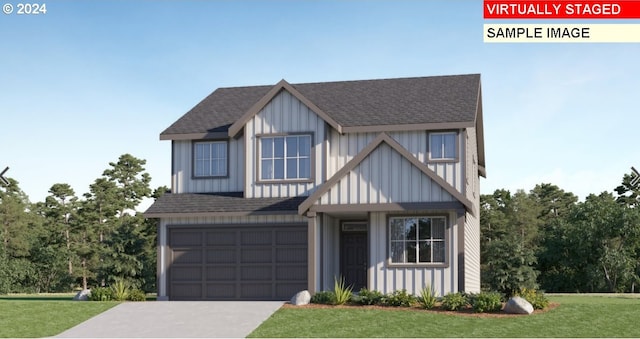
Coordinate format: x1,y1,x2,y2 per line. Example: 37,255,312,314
1,0,639,211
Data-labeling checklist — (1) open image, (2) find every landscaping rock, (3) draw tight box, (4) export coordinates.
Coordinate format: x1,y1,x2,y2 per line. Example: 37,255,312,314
73,289,91,301
290,290,311,305
504,296,534,314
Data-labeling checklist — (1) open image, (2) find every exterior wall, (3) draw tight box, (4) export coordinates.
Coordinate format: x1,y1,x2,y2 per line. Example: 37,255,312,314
318,143,455,205
245,90,326,198
463,126,481,293
157,214,307,299
327,130,463,193
369,211,459,297
172,138,244,194
319,213,340,291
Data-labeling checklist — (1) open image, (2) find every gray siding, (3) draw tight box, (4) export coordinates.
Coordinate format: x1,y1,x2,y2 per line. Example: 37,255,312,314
369,211,458,297
464,211,481,293
318,143,455,205
245,90,326,198
327,130,462,194
319,214,340,291
172,138,244,194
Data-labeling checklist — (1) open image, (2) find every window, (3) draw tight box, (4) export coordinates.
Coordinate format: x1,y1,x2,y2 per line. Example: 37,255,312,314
429,132,456,160
389,216,446,264
194,141,227,177
260,135,311,181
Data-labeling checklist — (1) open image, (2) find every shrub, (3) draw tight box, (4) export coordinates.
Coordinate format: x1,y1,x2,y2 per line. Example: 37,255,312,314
471,291,503,313
382,289,415,307
516,288,549,310
417,285,438,309
442,292,468,311
311,291,336,305
110,278,130,301
356,288,384,305
128,289,147,301
89,287,112,301
333,276,353,305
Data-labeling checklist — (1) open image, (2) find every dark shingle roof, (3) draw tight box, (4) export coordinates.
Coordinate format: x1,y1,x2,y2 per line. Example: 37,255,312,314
144,192,306,217
161,74,480,137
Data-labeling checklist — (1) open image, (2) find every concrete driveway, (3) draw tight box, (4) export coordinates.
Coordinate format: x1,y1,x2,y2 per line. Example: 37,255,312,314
55,301,284,338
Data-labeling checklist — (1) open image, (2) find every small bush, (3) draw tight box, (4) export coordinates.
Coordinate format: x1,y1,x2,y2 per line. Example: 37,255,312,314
110,278,130,301
311,291,336,305
128,289,147,301
442,292,468,311
471,291,503,313
516,288,549,310
417,285,438,309
382,289,415,307
356,288,384,305
333,276,353,305
89,287,112,301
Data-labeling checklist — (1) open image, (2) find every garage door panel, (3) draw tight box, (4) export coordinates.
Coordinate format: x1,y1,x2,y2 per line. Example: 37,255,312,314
206,266,236,281
241,231,272,245
241,248,272,263
206,231,236,246
172,232,203,246
172,249,202,264
276,248,307,263
172,267,202,281
169,225,307,301
276,266,306,280
171,283,202,299
206,249,236,263
241,266,272,280
206,283,236,298
276,230,306,245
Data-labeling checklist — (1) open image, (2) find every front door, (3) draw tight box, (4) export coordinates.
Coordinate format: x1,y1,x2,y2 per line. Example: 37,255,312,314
340,222,368,291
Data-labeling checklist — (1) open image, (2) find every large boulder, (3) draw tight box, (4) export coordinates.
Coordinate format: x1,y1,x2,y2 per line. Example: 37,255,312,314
504,296,534,314
290,290,311,306
73,289,91,301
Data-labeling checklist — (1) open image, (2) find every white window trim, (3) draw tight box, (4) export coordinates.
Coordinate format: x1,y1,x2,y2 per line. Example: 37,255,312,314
257,134,313,183
193,140,228,178
387,215,448,267
428,132,458,162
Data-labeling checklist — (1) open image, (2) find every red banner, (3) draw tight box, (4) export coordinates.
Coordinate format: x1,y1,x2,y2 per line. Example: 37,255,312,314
484,1,640,19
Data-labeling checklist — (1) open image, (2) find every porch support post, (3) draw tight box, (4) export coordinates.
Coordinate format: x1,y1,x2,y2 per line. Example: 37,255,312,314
307,211,318,294
456,210,466,293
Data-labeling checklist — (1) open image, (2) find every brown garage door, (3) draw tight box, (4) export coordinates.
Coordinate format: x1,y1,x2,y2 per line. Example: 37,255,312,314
168,225,307,300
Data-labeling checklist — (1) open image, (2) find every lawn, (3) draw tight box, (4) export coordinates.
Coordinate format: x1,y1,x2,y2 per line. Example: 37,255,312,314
0,294,119,338
249,295,640,338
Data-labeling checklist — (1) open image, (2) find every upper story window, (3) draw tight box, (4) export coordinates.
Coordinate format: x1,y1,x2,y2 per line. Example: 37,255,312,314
429,132,457,161
193,141,227,177
389,216,446,265
260,134,311,181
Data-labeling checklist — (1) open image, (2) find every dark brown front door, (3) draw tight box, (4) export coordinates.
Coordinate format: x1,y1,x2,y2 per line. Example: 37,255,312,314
340,228,368,291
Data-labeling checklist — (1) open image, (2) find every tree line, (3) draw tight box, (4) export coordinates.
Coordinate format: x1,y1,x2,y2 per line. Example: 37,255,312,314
481,172,640,294
0,154,166,294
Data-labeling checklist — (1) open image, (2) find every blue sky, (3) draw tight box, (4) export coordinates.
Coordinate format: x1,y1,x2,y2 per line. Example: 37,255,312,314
1,0,639,210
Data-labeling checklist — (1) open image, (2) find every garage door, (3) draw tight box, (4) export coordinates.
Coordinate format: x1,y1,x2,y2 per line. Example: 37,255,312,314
168,225,307,300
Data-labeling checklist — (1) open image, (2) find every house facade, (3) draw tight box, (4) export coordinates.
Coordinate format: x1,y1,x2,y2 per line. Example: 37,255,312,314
145,74,486,301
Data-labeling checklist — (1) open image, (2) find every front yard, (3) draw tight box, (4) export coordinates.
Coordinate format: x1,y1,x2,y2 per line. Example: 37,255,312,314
249,295,640,338
0,294,119,338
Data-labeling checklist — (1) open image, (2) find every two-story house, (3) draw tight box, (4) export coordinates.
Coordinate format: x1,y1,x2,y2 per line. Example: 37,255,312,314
145,74,486,301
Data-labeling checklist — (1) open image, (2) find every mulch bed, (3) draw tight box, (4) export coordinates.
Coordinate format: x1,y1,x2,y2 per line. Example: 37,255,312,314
282,302,559,318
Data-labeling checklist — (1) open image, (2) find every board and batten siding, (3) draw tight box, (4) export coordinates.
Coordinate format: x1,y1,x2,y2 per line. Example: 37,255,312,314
318,143,455,206
369,211,458,296
245,90,326,198
327,130,463,194
157,214,307,299
172,138,244,194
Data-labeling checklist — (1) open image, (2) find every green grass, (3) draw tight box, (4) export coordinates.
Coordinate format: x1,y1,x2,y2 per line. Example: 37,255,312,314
0,294,119,338
249,295,640,338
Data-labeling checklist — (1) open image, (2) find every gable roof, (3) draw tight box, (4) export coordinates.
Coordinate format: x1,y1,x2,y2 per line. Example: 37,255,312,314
160,74,482,140
298,132,476,216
